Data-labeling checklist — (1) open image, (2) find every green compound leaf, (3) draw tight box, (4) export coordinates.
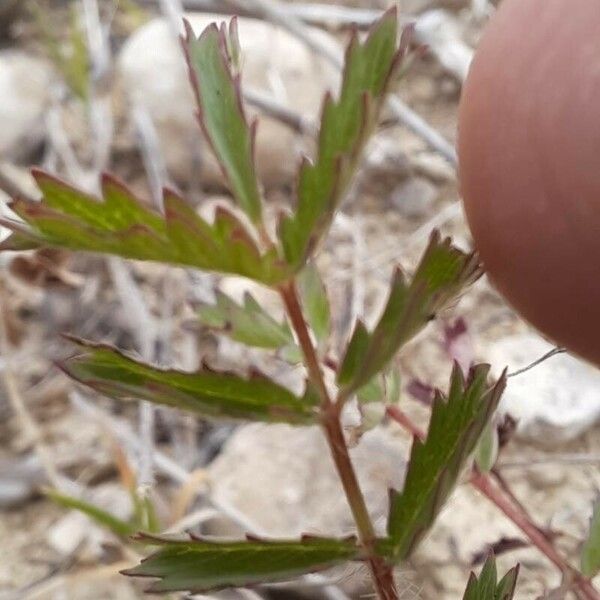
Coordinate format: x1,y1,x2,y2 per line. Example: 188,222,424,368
462,555,519,600
280,9,410,268
123,533,360,593
198,290,295,350
46,489,137,538
380,364,506,561
582,501,600,577
297,262,331,347
59,338,318,425
182,19,262,223
338,231,481,395
1,171,288,285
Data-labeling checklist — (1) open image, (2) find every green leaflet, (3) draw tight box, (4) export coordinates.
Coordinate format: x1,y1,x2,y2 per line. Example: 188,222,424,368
32,4,90,101
124,533,360,593
280,9,410,268
46,489,137,538
182,19,262,223
380,364,506,561
357,376,385,404
297,262,331,347
582,501,600,577
60,338,319,425
198,290,295,350
1,171,288,285
130,490,161,534
338,232,481,395
462,555,519,600
356,367,401,405
475,421,499,473
196,264,329,361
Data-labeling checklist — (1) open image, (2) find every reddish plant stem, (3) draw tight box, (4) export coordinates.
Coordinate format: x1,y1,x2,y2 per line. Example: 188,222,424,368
280,282,398,600
386,405,424,440
279,282,330,404
385,406,600,600
470,471,599,600
490,467,549,539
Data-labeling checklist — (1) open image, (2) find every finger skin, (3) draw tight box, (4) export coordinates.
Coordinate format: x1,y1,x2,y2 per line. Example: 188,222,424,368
458,0,600,366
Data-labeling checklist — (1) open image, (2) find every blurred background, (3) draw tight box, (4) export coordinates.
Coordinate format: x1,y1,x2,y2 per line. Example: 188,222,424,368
0,1,599,598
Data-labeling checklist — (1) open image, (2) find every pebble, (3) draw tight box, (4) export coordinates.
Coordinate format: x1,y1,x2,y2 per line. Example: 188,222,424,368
488,333,600,443
0,52,53,160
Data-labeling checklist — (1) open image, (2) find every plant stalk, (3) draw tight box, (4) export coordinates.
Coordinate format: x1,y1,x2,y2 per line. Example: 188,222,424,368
385,406,600,600
280,281,398,600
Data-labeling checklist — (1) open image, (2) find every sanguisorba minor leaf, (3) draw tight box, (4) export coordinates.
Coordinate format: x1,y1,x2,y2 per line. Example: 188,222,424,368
197,290,295,350
380,364,506,561
0,171,288,285
461,554,519,600
182,19,262,224
582,501,600,577
338,231,481,395
124,533,360,593
60,338,318,425
279,8,410,268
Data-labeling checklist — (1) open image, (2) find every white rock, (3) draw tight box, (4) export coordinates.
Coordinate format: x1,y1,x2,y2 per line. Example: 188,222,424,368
391,176,439,218
118,15,338,188
0,52,53,159
488,334,600,443
208,423,407,538
47,511,97,555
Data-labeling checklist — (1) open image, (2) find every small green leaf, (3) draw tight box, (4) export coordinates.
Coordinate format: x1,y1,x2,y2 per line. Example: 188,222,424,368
32,5,90,101
279,344,304,364
297,262,330,347
386,367,402,405
338,232,481,395
337,320,369,386
462,555,519,600
475,421,499,473
280,9,410,267
198,291,295,350
46,489,136,538
183,19,262,223
582,501,600,577
60,338,318,424
380,364,506,561
64,9,90,102
356,367,400,405
225,18,241,73
357,376,385,404
1,171,288,285
132,491,161,534
124,533,360,593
